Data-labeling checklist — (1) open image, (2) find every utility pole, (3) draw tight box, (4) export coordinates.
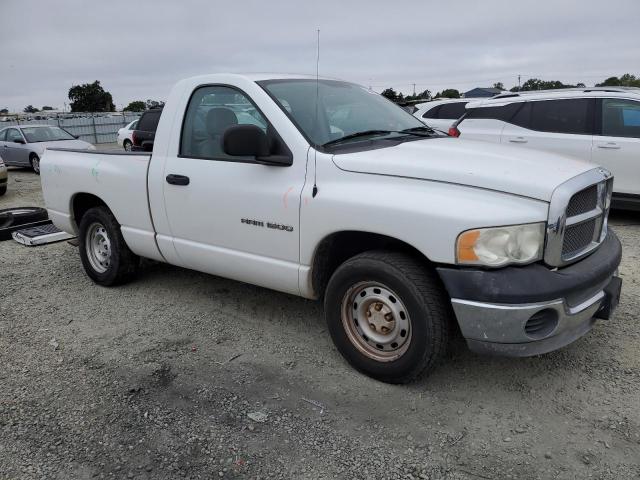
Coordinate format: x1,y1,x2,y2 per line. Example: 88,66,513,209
518,75,521,90
412,83,416,96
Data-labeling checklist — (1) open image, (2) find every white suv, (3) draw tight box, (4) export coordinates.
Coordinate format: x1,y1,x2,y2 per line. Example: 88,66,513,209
413,98,474,132
452,87,640,209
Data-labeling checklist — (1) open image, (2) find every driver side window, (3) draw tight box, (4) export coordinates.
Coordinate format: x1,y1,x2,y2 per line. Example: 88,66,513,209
6,129,23,142
180,85,267,161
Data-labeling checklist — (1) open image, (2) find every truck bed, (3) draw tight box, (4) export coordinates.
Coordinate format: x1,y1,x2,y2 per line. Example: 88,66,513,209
41,148,162,261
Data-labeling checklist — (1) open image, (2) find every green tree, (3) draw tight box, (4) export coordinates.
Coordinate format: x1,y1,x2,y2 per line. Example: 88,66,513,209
24,105,39,113
596,74,640,87
381,88,399,102
418,89,431,100
403,89,431,102
597,76,621,87
145,99,165,109
436,89,460,99
124,101,146,112
493,82,505,90
619,74,640,86
0,108,8,115
510,78,576,92
68,80,115,112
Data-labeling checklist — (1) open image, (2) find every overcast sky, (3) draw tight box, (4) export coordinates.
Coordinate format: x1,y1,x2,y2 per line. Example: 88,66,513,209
1,0,639,112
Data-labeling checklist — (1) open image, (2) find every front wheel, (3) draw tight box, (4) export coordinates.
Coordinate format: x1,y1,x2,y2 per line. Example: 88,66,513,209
30,154,40,175
325,251,451,383
78,206,140,286
123,140,132,151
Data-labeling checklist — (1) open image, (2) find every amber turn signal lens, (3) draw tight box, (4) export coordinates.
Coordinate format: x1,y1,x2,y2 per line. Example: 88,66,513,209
457,230,480,262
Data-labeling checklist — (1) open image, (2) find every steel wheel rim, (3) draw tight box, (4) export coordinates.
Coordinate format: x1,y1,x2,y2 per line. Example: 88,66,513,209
124,142,131,151
32,157,40,173
85,222,112,273
341,281,412,362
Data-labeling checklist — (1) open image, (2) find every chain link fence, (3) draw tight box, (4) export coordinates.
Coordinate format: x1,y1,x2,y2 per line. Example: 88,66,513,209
0,112,143,144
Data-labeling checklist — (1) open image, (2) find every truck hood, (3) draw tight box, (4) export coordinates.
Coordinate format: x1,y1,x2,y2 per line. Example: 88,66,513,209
331,137,595,201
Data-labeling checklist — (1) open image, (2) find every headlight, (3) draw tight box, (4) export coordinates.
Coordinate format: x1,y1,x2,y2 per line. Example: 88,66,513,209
456,222,545,267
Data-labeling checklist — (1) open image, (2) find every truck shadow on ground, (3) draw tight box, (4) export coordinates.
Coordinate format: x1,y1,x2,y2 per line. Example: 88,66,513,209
131,257,620,393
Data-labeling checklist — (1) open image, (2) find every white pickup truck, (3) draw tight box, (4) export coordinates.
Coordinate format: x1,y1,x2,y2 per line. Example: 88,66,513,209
41,74,622,383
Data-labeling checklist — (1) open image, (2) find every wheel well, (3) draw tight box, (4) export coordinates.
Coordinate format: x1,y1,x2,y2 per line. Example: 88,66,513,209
29,152,39,159
311,231,432,298
72,193,107,227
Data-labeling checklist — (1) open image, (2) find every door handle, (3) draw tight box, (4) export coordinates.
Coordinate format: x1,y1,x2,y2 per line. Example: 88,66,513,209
508,137,528,144
597,143,620,150
166,174,190,186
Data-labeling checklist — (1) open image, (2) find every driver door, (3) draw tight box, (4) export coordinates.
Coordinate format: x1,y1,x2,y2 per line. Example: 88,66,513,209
159,85,307,295
3,128,29,165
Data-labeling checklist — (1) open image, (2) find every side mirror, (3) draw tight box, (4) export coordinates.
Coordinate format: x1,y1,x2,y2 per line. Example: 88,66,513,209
13,138,25,144
223,125,269,157
222,125,291,166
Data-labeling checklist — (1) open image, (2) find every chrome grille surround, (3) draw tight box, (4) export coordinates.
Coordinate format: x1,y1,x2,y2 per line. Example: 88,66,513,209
545,168,613,267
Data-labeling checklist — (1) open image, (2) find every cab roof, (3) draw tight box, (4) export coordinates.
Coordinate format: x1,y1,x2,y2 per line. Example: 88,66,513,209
183,73,344,83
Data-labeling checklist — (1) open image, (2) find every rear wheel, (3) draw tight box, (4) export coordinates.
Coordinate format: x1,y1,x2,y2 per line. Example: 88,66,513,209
30,154,40,175
78,206,139,286
0,185,6,196
123,139,132,151
324,251,451,383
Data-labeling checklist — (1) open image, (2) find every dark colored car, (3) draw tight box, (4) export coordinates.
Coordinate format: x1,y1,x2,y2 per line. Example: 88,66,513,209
131,108,163,152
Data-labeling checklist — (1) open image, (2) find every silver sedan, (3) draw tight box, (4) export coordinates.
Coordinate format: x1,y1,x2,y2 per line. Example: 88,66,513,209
0,125,95,174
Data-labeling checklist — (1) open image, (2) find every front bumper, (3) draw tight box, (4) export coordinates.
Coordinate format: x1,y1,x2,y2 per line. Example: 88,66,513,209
437,231,622,357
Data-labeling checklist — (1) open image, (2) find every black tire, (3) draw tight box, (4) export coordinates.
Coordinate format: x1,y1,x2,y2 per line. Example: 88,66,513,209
78,206,139,286
123,140,132,151
30,154,40,175
0,185,6,196
0,207,48,227
324,250,451,384
0,207,49,241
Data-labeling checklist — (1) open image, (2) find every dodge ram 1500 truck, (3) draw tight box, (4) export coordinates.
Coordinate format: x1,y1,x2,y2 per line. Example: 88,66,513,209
41,74,622,383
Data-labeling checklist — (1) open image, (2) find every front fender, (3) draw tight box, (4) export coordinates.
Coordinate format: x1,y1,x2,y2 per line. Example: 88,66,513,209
300,163,549,268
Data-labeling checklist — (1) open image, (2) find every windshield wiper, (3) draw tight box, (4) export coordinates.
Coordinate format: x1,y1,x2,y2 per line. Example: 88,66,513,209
322,127,439,147
322,130,394,147
400,126,437,135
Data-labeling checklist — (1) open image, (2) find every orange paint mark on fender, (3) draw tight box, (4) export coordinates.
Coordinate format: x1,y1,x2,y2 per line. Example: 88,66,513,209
283,186,294,209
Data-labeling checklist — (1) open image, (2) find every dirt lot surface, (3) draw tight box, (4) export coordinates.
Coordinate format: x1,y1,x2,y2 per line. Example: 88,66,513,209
1,164,639,480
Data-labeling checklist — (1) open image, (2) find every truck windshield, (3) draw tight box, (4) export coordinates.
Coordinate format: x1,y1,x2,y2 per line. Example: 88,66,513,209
21,126,75,143
259,79,428,147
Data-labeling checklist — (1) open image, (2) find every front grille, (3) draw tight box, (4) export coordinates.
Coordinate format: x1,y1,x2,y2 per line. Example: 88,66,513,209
562,219,597,256
545,170,612,267
566,185,598,217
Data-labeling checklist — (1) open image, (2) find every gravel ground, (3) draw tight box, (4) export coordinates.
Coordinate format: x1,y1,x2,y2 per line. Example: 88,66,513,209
1,164,639,480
